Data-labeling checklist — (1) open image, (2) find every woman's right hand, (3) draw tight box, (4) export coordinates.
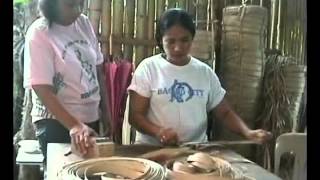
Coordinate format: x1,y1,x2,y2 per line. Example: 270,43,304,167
69,123,98,155
157,128,179,146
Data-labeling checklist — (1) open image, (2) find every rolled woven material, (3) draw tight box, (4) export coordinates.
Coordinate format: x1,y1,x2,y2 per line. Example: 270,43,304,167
220,5,268,126
58,157,166,180
219,5,268,159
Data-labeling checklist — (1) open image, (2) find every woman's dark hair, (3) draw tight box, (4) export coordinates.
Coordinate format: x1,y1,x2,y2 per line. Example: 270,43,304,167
155,8,196,51
39,0,59,27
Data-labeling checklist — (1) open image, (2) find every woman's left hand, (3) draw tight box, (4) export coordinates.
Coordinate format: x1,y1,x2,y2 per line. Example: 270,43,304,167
244,129,272,144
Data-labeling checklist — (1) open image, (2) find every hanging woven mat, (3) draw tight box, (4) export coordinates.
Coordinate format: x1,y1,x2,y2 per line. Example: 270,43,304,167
58,157,166,180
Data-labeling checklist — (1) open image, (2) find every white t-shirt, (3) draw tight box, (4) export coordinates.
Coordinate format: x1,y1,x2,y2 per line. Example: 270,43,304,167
128,54,226,145
23,14,103,123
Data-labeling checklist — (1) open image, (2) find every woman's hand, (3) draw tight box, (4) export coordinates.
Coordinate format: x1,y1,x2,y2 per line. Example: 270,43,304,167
157,128,179,146
69,123,98,155
244,129,272,144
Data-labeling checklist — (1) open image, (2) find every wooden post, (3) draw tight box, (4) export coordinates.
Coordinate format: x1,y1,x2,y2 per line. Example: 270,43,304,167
101,0,111,58
135,0,147,66
88,0,102,35
123,0,135,60
112,0,124,58
147,0,156,56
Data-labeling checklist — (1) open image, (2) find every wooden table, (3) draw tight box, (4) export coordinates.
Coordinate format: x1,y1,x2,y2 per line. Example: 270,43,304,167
47,143,281,180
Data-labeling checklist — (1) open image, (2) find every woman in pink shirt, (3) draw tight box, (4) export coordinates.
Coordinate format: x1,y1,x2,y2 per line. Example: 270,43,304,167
23,0,110,159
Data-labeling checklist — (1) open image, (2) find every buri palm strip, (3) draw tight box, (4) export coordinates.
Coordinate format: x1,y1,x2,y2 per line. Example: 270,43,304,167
58,157,166,180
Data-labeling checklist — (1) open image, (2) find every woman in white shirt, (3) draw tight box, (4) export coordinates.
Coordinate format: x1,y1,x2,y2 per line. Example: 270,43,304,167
128,8,272,146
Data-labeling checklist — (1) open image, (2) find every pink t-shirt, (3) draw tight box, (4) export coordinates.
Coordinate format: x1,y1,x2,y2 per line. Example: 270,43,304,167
23,14,103,123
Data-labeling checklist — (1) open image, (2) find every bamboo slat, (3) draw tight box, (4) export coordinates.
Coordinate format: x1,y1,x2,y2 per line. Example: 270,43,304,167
88,0,102,35
111,0,124,58
135,0,147,66
101,0,111,58
147,0,155,56
124,0,135,59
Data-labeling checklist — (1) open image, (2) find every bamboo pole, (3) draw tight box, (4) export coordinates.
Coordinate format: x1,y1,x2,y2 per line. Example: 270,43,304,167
177,0,187,9
147,0,156,56
213,0,223,75
101,0,111,58
301,0,306,65
111,0,124,58
168,0,177,9
283,0,289,56
135,0,147,66
88,0,102,35
83,0,89,15
123,0,135,60
207,0,211,31
155,0,166,54
196,0,208,30
188,0,197,20
292,0,298,61
287,0,295,60
211,0,215,69
269,0,278,49
276,0,281,50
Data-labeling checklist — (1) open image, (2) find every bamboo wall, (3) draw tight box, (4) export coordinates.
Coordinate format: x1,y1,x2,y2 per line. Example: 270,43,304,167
84,0,306,67
84,0,216,67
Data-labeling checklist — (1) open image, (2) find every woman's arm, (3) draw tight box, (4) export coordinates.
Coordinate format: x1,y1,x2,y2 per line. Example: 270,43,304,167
129,91,161,137
96,64,111,136
211,97,272,143
32,84,96,154
129,91,178,145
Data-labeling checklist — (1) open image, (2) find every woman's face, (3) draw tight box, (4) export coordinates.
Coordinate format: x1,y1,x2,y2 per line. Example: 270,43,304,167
56,0,83,25
162,24,193,64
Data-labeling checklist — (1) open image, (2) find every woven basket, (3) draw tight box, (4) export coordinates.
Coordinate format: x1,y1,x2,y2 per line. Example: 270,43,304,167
221,5,268,124
282,63,306,131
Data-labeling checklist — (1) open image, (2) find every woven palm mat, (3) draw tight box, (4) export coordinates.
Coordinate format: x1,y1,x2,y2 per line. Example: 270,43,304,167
58,157,166,180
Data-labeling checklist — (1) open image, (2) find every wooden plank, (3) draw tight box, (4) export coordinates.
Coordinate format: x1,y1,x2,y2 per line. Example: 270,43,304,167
123,0,135,60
